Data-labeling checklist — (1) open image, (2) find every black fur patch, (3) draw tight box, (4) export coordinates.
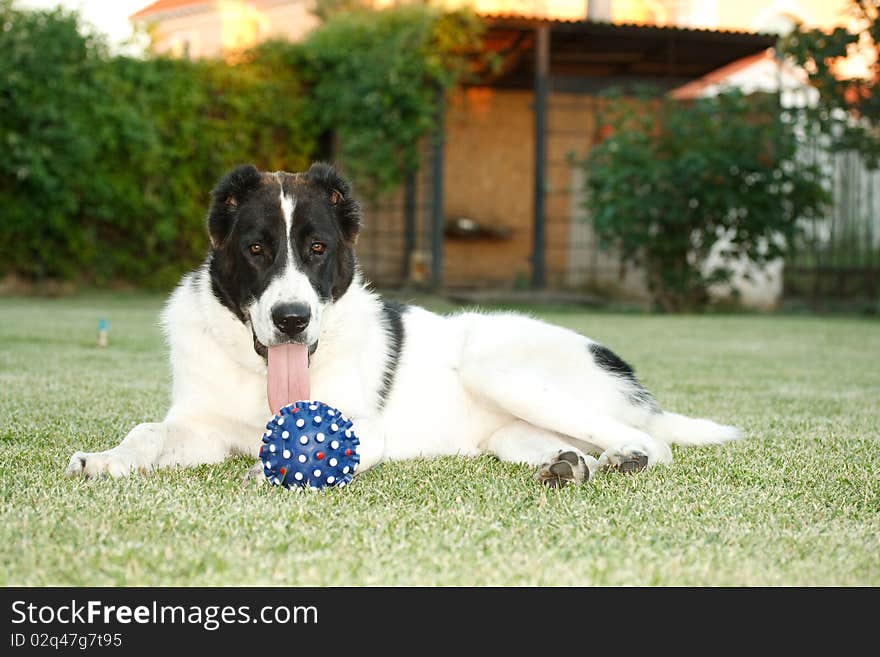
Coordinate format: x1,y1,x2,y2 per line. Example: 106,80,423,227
377,300,407,409
588,342,659,411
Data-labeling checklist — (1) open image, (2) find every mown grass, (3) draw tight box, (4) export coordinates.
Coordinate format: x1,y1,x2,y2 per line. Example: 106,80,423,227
1,292,878,586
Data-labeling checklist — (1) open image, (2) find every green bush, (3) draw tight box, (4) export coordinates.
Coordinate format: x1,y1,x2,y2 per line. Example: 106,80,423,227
297,5,482,197
0,2,480,287
577,88,829,311
0,1,315,287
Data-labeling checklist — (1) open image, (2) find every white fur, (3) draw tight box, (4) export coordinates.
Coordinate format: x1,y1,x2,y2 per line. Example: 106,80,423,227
66,269,741,480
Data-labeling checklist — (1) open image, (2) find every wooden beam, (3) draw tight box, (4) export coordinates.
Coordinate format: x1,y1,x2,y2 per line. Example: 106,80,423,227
532,23,549,290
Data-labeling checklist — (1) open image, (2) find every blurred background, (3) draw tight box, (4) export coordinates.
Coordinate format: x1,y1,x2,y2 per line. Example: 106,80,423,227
2,0,878,313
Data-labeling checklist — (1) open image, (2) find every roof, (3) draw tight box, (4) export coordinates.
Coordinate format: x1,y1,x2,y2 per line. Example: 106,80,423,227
130,0,209,20
669,51,782,99
475,15,779,92
480,12,773,36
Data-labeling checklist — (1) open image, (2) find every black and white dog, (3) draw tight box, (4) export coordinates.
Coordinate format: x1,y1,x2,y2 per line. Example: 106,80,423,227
67,163,740,486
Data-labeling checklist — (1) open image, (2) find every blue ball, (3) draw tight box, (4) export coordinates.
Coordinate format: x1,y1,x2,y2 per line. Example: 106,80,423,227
260,401,361,490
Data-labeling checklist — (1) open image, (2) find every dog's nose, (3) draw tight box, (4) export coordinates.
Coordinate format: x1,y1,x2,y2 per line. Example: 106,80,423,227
272,303,311,337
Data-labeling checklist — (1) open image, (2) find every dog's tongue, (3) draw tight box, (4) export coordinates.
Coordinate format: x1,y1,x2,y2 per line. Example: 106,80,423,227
267,343,310,415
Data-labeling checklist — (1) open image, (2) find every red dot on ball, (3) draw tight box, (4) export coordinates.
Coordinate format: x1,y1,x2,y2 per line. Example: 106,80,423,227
345,448,352,456
316,452,324,460
280,467,286,474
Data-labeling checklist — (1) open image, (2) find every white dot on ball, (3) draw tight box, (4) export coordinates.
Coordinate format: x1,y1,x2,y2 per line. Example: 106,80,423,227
316,433,325,442
313,416,321,424
281,431,289,439
342,466,349,474
313,469,322,477
330,423,339,432
329,458,338,467
264,430,271,437
330,440,339,449
299,435,308,445
327,476,335,484
298,454,307,463
345,430,352,438
338,481,346,488
282,450,291,459
296,419,305,428
269,444,276,453
273,477,280,485
264,460,271,469
309,404,317,410
327,410,335,416
294,472,303,481
277,418,284,425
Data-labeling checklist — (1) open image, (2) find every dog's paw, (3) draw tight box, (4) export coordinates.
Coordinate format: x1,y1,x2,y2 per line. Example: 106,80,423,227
598,446,650,474
242,460,267,486
66,450,140,479
535,450,596,488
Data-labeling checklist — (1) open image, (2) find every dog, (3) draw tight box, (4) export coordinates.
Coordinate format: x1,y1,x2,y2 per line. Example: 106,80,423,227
66,162,741,487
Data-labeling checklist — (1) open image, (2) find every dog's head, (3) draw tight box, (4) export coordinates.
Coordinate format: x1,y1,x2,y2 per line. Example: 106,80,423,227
206,162,361,358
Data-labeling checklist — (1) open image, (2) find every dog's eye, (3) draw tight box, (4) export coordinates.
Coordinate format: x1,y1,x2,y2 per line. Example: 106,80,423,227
310,242,327,256
249,243,263,256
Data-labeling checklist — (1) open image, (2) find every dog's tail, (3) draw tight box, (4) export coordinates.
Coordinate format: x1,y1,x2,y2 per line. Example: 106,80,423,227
645,411,742,446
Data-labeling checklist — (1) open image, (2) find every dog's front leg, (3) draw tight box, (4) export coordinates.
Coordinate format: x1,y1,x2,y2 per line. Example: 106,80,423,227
67,418,239,478
66,421,169,478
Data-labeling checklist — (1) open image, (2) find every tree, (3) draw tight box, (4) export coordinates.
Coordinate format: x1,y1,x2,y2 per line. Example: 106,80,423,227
295,5,482,197
780,0,880,167
578,88,829,312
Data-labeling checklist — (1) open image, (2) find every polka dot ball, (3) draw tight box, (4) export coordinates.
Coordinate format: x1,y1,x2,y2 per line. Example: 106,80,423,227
260,400,361,490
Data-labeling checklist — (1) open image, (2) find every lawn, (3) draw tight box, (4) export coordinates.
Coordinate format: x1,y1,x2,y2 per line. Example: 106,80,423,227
1,293,878,586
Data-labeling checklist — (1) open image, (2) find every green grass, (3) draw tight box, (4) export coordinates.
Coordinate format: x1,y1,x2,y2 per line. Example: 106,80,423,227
1,292,878,586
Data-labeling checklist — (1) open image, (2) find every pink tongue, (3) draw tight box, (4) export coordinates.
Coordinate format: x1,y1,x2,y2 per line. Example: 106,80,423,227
267,343,310,415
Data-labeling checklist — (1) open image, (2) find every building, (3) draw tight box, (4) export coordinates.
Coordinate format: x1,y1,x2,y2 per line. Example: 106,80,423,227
130,0,318,58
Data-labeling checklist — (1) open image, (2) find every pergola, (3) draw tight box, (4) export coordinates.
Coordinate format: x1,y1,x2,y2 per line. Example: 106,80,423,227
426,16,778,289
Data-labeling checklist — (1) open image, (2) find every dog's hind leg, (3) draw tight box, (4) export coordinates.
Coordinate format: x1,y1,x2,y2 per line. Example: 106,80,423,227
461,363,672,471
485,421,598,487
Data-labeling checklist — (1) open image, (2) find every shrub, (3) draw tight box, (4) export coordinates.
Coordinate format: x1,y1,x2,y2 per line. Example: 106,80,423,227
0,1,315,287
0,2,480,286
296,5,482,197
577,88,829,311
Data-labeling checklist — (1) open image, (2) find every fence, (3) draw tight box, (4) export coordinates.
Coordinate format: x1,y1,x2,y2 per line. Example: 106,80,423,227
783,98,880,307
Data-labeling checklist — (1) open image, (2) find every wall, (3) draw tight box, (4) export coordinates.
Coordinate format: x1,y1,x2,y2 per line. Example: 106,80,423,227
440,87,654,298
442,88,535,287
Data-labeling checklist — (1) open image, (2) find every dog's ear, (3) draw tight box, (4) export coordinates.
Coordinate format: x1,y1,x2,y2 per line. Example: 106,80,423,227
305,162,361,244
207,164,262,249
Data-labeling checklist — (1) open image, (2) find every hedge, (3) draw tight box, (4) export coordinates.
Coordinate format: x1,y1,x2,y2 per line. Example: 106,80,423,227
0,2,475,287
